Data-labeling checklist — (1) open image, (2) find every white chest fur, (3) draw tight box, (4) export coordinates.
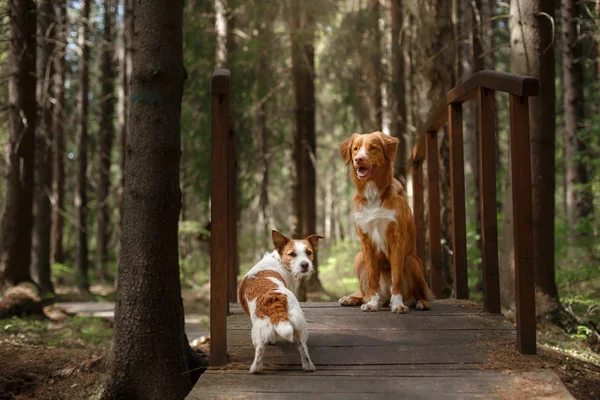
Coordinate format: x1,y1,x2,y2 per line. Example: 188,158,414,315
354,182,397,257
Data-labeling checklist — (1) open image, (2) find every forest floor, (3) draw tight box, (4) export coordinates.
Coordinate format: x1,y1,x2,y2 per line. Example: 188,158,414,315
0,282,599,399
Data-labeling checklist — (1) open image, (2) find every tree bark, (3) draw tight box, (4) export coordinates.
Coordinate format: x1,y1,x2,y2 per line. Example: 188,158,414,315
391,0,407,182
75,0,91,292
117,0,134,262
289,0,322,297
102,1,205,398
412,0,455,296
96,0,116,281
0,0,37,287
562,0,593,252
32,0,55,294
52,0,67,265
509,0,559,314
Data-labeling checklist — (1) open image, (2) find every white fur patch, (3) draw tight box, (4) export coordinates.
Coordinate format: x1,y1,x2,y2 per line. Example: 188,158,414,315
354,183,396,257
390,294,408,314
361,292,381,312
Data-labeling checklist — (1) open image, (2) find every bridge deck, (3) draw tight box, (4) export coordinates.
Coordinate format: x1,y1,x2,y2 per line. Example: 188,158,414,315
188,300,572,399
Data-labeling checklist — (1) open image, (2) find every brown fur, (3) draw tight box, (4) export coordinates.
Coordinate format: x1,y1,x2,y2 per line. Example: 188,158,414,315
238,270,289,324
339,131,432,310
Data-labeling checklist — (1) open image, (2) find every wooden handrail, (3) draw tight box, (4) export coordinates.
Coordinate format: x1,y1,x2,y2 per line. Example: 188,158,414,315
407,69,539,355
409,70,539,165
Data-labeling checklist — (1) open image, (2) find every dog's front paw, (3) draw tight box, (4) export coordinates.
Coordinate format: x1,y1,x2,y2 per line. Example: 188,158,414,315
339,296,362,307
361,302,379,312
391,304,409,313
390,294,409,314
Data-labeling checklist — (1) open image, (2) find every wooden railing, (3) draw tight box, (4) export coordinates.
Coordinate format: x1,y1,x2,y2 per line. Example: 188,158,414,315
210,68,239,366
408,70,539,355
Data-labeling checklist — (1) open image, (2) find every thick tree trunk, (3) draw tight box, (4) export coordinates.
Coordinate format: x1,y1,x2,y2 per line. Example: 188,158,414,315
32,0,55,294
412,0,455,296
369,0,383,131
562,0,593,252
289,0,322,297
52,0,67,265
103,1,205,398
509,0,559,315
96,0,116,281
75,0,91,292
0,0,37,287
391,0,407,182
117,0,134,262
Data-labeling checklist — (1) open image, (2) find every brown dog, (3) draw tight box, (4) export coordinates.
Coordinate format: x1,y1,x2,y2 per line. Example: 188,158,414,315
338,131,432,313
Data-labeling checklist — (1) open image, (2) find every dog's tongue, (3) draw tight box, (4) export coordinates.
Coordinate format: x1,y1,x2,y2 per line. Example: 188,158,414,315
357,166,369,178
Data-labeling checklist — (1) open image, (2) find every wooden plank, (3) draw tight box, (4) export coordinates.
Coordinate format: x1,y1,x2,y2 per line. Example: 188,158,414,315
448,103,468,299
227,115,238,304
426,131,443,297
509,94,536,355
227,314,514,331
227,344,488,365
210,68,231,366
189,371,571,399
411,162,426,264
227,328,514,348
477,88,501,313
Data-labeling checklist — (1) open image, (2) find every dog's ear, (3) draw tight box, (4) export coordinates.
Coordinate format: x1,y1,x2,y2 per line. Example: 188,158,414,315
380,133,399,162
272,230,290,252
306,234,324,250
339,134,358,165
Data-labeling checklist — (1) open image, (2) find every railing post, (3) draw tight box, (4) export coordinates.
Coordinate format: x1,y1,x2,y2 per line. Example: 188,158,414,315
425,131,443,297
227,113,238,304
509,94,536,355
210,68,231,366
477,88,500,313
448,103,468,299
411,162,426,264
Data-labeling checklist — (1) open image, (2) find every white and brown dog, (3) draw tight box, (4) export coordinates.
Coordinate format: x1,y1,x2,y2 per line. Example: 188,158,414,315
238,230,323,374
338,131,432,313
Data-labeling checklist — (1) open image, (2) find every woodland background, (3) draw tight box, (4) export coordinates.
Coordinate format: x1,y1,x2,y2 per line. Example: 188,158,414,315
0,0,599,398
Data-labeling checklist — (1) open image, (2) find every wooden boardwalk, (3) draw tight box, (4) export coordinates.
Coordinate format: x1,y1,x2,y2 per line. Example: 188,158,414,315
188,300,572,399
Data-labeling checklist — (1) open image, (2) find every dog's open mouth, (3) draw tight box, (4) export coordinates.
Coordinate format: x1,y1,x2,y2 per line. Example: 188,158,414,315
357,165,376,179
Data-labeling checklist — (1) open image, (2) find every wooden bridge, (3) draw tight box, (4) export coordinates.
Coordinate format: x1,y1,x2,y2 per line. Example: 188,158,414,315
188,70,572,398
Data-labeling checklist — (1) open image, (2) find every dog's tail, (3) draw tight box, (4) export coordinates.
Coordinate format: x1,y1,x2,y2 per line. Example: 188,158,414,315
264,294,294,342
273,321,294,342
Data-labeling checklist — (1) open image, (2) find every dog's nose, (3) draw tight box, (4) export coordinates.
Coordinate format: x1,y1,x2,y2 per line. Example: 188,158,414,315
300,261,309,272
354,154,365,164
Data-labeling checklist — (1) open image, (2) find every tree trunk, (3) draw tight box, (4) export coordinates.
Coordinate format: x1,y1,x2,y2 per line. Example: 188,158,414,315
32,0,55,294
102,1,205,398
391,0,407,182
117,0,134,263
562,0,593,252
510,0,559,315
0,0,37,287
75,0,91,292
369,0,383,131
289,0,322,297
52,0,67,265
96,0,116,282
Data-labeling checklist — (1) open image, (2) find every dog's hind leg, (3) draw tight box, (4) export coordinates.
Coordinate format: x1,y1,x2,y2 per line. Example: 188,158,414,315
249,320,270,374
294,327,315,372
339,251,366,307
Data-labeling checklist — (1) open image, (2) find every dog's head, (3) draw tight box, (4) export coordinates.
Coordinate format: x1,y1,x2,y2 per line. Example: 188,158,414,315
339,131,399,180
272,230,323,280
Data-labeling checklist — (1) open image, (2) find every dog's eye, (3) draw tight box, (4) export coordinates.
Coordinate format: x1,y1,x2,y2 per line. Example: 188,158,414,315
369,145,377,151
306,250,312,256
353,146,358,151
289,252,297,257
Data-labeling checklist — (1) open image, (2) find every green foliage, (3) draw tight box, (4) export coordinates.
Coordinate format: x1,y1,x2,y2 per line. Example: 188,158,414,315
318,239,361,298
